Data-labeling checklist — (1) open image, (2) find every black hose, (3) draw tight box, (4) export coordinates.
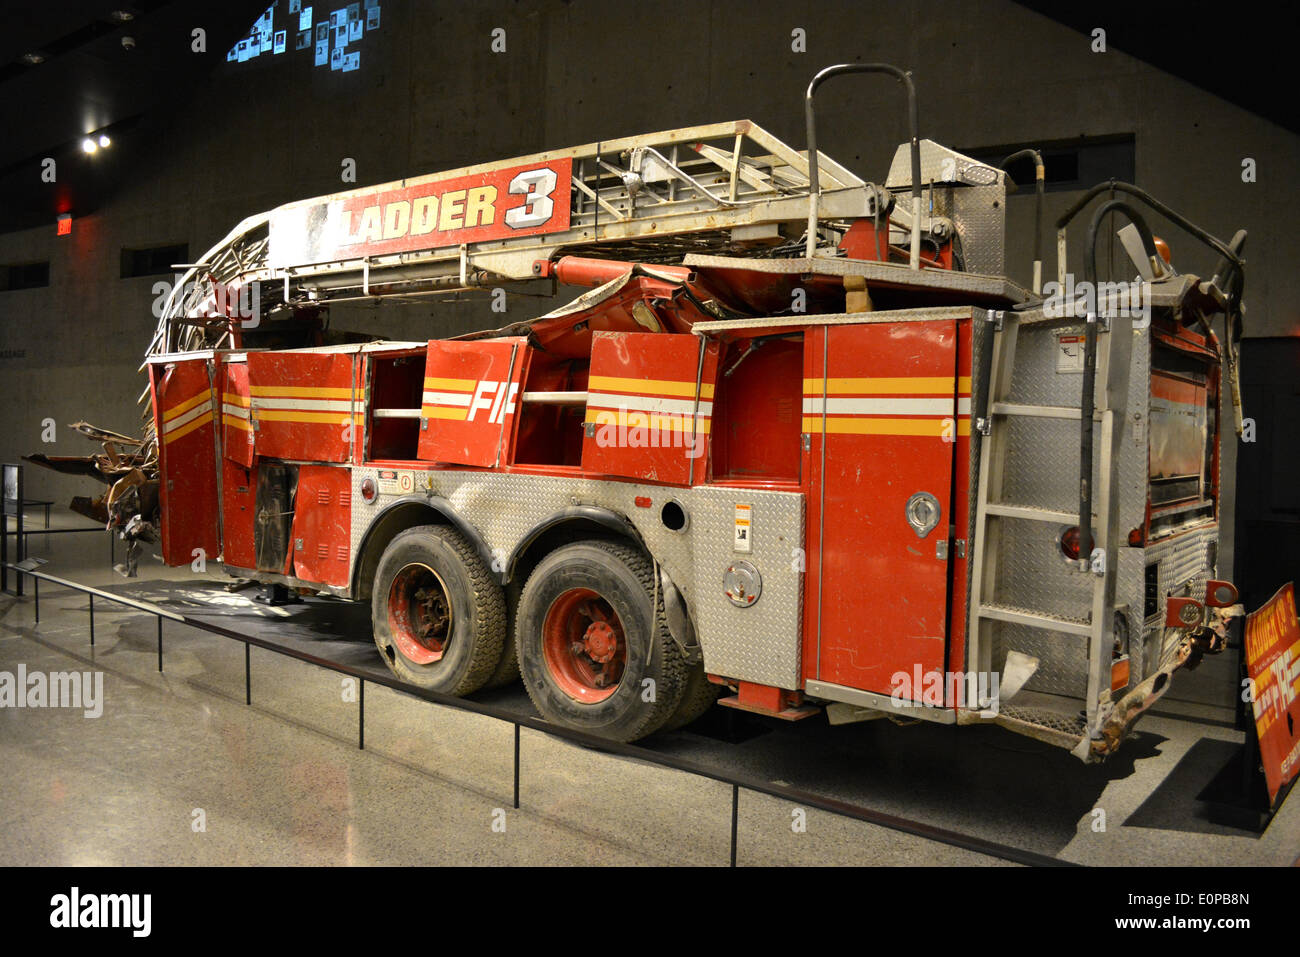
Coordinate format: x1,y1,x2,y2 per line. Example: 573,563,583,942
1077,199,1157,570
1057,179,1243,288
1000,149,1044,289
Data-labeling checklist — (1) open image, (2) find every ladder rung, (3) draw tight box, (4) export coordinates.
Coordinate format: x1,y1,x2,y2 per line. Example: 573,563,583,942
976,603,1092,636
985,503,1081,524
991,402,1081,419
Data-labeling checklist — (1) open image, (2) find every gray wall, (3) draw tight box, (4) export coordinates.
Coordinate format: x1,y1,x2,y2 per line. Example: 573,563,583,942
3,0,1296,579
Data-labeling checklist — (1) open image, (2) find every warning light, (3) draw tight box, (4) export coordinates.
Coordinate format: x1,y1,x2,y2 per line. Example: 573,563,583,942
56,213,72,236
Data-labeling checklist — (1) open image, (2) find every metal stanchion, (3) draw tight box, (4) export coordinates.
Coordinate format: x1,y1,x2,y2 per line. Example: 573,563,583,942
358,678,365,750
730,784,740,867
245,643,251,705
156,617,163,672
89,595,94,646
513,724,521,810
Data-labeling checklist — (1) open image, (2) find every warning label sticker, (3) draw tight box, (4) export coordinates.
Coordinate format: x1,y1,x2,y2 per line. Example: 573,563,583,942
1057,334,1085,373
376,469,414,496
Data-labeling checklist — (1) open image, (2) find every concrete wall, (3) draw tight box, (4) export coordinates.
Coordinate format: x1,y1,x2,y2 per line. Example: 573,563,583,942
2,0,1296,580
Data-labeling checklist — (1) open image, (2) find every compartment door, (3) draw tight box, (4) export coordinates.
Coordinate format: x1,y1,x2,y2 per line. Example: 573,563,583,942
418,338,528,466
220,357,255,467
808,320,958,700
152,357,219,566
582,331,719,484
246,351,359,463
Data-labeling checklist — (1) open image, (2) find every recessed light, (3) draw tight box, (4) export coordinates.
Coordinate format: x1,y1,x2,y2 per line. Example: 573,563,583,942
98,134,111,148
82,138,98,154
109,10,134,22
20,52,45,65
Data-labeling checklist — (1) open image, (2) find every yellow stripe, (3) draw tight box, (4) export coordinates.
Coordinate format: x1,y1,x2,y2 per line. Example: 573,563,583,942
585,409,712,434
162,390,211,422
222,392,251,407
801,416,970,437
249,385,353,398
255,410,363,424
588,375,715,399
422,406,469,421
222,414,252,432
423,377,476,391
803,376,970,395
162,411,213,444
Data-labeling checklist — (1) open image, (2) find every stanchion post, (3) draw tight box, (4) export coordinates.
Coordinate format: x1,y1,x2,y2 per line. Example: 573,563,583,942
88,594,94,646
156,617,163,672
33,574,39,624
358,678,365,750
513,724,521,810
244,643,251,705
730,784,739,867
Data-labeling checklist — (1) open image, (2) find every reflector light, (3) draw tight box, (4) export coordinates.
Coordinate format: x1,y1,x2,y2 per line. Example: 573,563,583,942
360,478,378,503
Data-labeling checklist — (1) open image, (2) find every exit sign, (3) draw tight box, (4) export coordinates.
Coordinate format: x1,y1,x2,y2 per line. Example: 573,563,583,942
56,213,72,236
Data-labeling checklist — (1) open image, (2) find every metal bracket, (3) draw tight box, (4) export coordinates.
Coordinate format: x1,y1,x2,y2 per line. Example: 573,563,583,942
975,417,991,436
1089,547,1106,576
986,309,1004,332
801,433,811,451
584,421,596,438
955,538,966,558
936,539,949,560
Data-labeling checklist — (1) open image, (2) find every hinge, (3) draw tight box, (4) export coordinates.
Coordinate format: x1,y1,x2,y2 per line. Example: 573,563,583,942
420,418,428,431
936,539,949,560
955,538,966,558
975,417,991,436
801,433,811,451
986,309,1004,332
584,422,596,438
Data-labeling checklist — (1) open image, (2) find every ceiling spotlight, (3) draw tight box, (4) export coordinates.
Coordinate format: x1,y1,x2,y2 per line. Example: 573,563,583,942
20,52,45,65
82,138,98,154
98,134,111,148
109,10,135,22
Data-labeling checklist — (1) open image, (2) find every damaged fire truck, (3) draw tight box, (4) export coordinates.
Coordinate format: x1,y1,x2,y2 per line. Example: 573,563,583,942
42,65,1249,760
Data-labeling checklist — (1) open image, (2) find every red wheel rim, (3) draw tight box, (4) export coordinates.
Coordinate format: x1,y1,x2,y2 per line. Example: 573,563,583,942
542,588,627,703
387,563,453,665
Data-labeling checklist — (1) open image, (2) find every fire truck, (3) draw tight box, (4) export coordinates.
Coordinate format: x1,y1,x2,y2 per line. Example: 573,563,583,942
138,65,1247,758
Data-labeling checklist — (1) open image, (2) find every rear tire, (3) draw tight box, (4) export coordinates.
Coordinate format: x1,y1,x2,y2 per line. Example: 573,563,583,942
516,539,687,742
659,664,719,732
481,577,525,690
371,525,505,696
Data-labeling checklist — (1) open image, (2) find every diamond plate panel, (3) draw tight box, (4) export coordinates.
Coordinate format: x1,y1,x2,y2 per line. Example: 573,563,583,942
347,469,805,688
688,488,805,688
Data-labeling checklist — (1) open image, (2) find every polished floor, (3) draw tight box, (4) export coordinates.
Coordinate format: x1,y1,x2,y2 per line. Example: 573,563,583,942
2,509,1297,866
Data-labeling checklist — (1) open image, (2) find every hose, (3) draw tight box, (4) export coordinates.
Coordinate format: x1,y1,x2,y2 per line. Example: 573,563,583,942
1000,149,1045,293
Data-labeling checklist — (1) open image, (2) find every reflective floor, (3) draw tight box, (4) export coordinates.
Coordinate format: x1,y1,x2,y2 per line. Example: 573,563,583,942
2,511,1297,866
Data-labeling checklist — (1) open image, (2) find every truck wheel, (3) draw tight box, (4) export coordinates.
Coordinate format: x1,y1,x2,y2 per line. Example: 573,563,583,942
371,525,505,696
481,577,524,690
659,664,719,733
516,539,687,742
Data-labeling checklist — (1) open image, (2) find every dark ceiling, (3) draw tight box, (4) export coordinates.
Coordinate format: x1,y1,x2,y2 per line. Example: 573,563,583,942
0,1,1293,237
0,0,268,234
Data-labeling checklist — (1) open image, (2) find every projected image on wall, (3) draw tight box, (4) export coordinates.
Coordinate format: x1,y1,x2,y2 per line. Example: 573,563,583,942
227,0,380,73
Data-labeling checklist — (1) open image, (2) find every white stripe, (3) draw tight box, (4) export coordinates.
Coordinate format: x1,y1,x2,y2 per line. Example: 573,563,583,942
586,394,714,417
421,391,473,407
958,397,971,415
222,403,251,419
162,400,214,433
802,397,955,416
251,397,359,412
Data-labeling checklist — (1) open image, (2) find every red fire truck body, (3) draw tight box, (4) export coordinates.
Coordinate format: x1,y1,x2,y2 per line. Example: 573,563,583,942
139,71,1246,758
